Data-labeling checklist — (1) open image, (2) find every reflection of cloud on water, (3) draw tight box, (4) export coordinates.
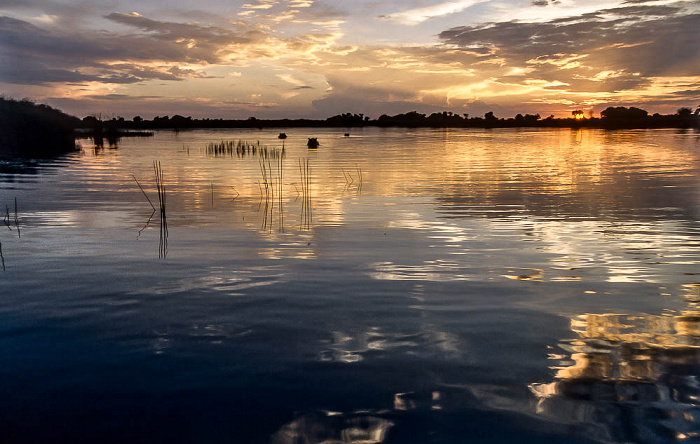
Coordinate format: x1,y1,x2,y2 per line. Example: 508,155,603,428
529,308,700,442
377,209,700,288
319,326,461,363
150,323,252,356
135,265,286,296
368,260,476,282
272,411,393,444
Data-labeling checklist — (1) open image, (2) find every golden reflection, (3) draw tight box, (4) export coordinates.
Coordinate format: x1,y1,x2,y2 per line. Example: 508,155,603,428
502,268,544,281
529,303,700,441
115,129,699,272
369,261,474,282
148,128,699,226
394,391,444,411
271,411,393,444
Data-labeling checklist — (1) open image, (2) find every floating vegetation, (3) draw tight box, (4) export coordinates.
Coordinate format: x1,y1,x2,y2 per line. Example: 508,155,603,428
206,139,284,159
154,161,168,258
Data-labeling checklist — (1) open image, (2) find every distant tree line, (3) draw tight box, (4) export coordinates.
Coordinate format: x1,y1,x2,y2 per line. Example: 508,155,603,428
83,106,700,131
2,97,699,159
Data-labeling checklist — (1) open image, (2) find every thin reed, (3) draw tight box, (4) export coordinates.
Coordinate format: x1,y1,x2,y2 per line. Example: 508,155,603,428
133,174,156,211
341,165,363,194
3,205,11,231
14,198,19,238
298,158,312,230
154,160,168,258
278,154,283,232
257,152,285,232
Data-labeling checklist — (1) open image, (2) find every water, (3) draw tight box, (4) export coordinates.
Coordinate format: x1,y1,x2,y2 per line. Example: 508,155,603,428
1,127,699,443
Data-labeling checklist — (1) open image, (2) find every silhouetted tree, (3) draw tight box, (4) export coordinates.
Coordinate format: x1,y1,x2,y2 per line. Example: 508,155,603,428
524,114,540,123
600,106,648,119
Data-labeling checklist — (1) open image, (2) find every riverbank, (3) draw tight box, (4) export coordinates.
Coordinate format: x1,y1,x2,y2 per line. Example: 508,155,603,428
0,98,79,157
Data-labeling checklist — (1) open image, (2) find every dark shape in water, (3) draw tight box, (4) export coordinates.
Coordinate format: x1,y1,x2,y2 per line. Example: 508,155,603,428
307,138,319,148
344,133,350,137
278,133,287,139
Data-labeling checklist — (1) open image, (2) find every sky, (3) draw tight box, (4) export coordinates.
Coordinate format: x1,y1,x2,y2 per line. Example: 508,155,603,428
0,0,698,119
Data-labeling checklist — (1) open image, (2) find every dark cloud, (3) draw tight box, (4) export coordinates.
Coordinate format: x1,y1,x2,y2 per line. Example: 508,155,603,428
104,12,265,47
83,94,163,100
0,13,270,85
439,3,700,85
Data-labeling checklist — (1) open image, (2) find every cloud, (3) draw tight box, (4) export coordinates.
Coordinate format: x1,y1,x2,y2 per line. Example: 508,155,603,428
2,0,698,119
0,12,287,85
236,0,345,26
277,73,314,90
380,0,487,25
438,2,700,94
298,1,699,117
531,0,561,6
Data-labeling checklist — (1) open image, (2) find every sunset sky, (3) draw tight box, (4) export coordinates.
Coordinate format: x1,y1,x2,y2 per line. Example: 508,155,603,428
1,0,698,119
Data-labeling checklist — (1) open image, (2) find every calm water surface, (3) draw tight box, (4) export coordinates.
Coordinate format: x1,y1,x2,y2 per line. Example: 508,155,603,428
1,128,699,443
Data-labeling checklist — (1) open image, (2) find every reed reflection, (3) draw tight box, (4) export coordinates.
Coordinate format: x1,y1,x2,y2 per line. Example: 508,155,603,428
530,285,700,442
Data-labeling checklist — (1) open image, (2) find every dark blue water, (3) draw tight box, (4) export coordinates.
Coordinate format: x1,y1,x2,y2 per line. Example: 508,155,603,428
1,128,699,443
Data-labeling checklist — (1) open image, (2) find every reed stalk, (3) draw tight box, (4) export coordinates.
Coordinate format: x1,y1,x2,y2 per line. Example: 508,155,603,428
153,160,168,258
133,174,156,210
298,158,312,229
14,197,19,238
3,205,12,231
278,154,284,233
